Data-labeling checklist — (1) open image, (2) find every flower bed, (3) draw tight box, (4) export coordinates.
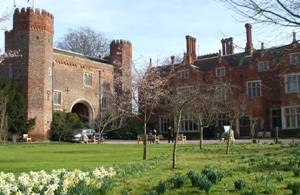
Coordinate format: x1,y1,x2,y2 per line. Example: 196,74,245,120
0,167,115,195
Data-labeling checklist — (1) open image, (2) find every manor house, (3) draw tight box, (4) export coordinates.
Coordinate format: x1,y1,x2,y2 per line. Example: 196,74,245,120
153,24,300,138
0,7,132,139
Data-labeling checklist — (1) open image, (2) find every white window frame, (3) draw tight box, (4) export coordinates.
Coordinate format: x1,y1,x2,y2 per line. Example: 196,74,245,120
216,67,225,77
83,72,93,87
53,90,62,106
180,114,197,132
257,61,269,72
159,115,170,133
179,70,189,80
246,80,261,98
281,106,300,129
290,52,300,65
285,73,300,94
176,86,193,97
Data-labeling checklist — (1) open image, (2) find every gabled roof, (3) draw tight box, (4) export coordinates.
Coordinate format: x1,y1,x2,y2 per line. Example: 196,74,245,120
193,42,296,71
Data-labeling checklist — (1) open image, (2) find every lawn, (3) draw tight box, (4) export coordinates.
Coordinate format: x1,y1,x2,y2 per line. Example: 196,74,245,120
0,142,299,194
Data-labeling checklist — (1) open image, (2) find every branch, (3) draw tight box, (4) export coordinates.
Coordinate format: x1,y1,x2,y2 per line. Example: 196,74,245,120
276,0,300,19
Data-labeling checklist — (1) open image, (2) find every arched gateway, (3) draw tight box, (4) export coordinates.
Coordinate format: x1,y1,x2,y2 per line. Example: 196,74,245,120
70,100,94,126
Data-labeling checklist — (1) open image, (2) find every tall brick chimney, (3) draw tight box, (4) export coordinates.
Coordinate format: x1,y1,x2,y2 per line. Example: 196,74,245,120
221,39,226,55
245,23,253,54
293,32,297,43
228,37,234,54
221,37,234,55
171,56,175,64
185,35,197,65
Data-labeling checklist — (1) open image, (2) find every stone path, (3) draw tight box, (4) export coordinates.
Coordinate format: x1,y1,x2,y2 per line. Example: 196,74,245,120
103,139,300,144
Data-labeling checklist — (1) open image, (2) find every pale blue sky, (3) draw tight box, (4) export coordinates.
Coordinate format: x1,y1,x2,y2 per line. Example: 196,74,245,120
0,0,296,65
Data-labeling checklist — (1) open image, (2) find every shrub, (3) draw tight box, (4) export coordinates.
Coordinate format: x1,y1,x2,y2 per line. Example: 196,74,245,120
293,167,300,177
197,175,213,194
234,179,246,190
0,77,35,136
169,173,187,189
201,166,224,184
187,170,200,187
275,174,284,182
287,182,300,195
187,170,213,193
154,181,167,194
51,111,84,141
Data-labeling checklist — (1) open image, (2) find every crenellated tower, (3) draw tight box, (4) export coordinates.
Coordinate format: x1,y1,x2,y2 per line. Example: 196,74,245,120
110,40,132,103
5,8,54,139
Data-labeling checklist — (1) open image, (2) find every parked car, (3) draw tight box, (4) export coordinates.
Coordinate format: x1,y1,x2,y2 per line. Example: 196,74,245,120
70,129,105,142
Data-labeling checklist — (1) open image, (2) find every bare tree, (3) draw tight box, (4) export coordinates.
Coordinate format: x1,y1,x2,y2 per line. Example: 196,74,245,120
95,65,132,143
221,0,300,27
134,62,171,160
95,89,132,144
192,80,221,150
0,7,19,64
0,3,20,142
169,86,195,169
56,27,110,57
218,81,245,154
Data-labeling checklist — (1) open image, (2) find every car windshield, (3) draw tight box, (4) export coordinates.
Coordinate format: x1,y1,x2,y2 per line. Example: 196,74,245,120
82,129,95,134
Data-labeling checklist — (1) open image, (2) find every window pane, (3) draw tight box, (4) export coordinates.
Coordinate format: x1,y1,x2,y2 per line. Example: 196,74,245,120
248,81,261,98
53,91,61,105
84,73,92,86
287,75,297,92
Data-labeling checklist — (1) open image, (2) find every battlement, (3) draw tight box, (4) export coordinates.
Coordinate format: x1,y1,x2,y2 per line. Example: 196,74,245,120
14,7,54,18
110,39,132,46
13,7,54,34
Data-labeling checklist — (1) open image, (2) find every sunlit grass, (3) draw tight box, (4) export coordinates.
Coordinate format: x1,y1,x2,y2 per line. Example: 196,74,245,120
0,142,299,194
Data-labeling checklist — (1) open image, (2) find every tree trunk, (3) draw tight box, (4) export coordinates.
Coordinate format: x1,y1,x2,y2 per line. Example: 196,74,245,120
226,135,230,154
275,126,279,144
172,111,182,169
200,126,204,150
143,113,147,160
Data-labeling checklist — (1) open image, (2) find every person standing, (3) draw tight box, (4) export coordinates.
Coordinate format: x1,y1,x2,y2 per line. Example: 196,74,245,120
167,126,174,143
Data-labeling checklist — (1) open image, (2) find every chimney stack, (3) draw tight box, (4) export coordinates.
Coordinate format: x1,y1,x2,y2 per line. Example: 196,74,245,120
245,23,253,54
221,37,234,55
293,32,297,43
171,56,175,64
228,37,234,54
221,39,226,55
149,58,153,67
185,35,197,65
261,42,264,50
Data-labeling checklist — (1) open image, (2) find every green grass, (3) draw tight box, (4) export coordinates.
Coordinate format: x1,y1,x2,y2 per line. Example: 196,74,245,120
0,142,299,194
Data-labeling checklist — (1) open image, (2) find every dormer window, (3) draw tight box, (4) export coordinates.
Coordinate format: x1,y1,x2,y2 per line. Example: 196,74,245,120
216,67,225,77
179,70,189,80
290,53,300,65
258,61,269,72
